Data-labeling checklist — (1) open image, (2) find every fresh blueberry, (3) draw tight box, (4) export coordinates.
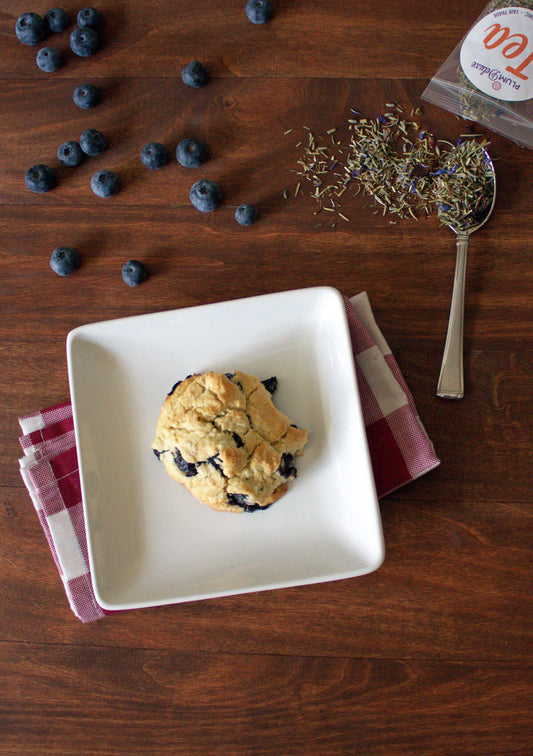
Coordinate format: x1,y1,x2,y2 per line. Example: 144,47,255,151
25,164,56,193
77,7,104,29
189,179,223,213
80,128,107,156
235,203,259,226
245,0,274,24
91,169,120,198
15,13,47,46
181,60,210,88
36,46,62,72
176,138,208,168
141,142,169,169
70,26,99,56
58,141,84,167
50,247,80,276
73,83,101,109
44,8,70,33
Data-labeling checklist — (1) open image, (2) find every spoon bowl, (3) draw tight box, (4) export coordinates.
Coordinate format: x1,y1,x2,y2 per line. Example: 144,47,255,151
436,145,496,399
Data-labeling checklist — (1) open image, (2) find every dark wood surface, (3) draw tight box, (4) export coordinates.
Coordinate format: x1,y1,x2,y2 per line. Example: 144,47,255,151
1,2,532,754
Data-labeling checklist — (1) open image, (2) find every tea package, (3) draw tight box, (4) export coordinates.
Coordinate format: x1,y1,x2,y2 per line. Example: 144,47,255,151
422,0,533,148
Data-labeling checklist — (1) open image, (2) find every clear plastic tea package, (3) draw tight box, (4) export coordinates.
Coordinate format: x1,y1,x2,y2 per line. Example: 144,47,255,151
422,1,533,148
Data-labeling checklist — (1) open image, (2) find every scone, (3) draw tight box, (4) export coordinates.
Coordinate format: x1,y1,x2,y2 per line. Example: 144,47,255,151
152,370,308,512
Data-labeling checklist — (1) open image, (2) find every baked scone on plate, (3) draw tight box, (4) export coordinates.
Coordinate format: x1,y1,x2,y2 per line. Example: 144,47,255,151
152,370,308,512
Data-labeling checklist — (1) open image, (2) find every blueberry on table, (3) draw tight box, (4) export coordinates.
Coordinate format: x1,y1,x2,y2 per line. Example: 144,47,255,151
91,169,120,198
70,26,99,56
141,142,169,169
235,203,259,226
176,138,208,168
73,83,101,109
25,164,56,193
245,0,274,24
181,60,210,88
77,7,104,29
122,260,148,287
44,8,71,33
36,46,62,72
15,13,47,46
57,141,84,167
80,128,107,156
189,179,223,212
50,247,80,276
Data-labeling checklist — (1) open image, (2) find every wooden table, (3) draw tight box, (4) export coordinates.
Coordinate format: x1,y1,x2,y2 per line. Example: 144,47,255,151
2,2,532,753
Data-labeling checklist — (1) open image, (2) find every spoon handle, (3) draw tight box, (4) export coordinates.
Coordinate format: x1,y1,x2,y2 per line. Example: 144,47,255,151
436,234,469,399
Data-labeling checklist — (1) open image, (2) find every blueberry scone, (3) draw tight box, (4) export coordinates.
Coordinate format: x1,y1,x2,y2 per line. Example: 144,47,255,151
152,371,308,512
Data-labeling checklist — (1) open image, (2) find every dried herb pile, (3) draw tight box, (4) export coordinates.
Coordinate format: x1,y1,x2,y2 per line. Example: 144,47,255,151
286,105,493,228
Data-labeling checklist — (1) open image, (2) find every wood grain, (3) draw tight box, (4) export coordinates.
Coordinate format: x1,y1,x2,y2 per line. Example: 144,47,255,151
1,1,533,753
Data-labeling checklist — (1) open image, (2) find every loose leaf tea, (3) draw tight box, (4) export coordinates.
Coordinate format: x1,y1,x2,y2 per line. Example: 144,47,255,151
433,139,494,229
288,104,493,227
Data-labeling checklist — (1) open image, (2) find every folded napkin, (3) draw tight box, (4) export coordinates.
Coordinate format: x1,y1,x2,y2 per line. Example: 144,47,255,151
18,293,440,623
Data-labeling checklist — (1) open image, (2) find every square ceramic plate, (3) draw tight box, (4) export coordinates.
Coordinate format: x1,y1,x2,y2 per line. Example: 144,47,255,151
67,286,384,610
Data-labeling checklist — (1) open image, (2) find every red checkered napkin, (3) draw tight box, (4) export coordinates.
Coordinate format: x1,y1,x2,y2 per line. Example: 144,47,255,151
18,293,439,623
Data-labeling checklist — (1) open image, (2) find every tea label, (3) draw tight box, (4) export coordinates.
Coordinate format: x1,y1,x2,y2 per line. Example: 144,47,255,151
460,6,533,101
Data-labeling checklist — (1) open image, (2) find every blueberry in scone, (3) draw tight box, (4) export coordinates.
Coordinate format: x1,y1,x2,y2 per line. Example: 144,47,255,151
152,371,308,512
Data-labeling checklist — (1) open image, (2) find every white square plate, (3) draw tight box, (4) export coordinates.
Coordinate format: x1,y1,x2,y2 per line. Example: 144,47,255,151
67,286,384,610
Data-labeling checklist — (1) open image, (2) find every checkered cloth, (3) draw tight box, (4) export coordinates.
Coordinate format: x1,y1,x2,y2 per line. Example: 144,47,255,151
18,293,440,623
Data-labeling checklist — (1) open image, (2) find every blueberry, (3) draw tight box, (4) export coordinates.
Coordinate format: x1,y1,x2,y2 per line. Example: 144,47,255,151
44,8,70,33
58,141,84,167
50,247,80,276
141,142,169,169
245,0,274,24
171,448,196,476
80,128,107,156
176,138,208,168
25,164,56,193
36,46,62,72
235,203,259,226
70,26,99,56
227,493,268,512
91,169,120,198
73,83,101,109
261,376,278,394
181,60,210,88
122,259,148,287
232,433,244,448
15,13,47,46
189,179,223,213
278,453,297,480
77,7,104,29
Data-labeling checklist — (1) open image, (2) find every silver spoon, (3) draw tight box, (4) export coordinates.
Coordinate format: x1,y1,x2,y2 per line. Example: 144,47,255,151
436,146,496,399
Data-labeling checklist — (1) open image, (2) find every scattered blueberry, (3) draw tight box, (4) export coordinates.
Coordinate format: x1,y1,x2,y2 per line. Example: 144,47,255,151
189,179,223,213
36,46,62,72
245,0,274,24
77,6,104,29
15,13,47,46
70,26,99,56
176,138,208,168
73,83,101,109
141,142,169,169
57,141,84,167
122,259,148,287
80,128,107,156
181,60,209,88
235,203,259,226
171,448,197,476
50,247,80,276
91,169,120,198
44,8,70,33
25,164,56,193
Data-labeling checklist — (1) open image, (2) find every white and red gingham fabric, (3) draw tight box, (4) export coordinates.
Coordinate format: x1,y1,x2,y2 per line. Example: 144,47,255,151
18,293,440,623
